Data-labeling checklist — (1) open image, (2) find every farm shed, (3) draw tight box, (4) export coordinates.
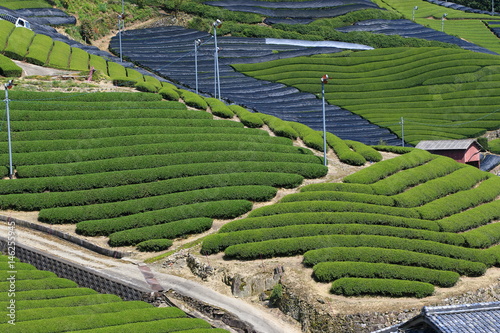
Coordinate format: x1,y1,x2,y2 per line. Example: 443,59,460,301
415,139,482,168
375,301,500,332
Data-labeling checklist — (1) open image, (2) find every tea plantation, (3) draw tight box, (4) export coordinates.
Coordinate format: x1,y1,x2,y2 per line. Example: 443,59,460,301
202,149,500,298
0,255,228,332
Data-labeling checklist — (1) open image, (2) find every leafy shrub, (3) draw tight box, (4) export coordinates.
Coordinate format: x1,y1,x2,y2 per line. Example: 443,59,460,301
135,81,158,93
280,191,395,206
205,98,235,118
287,122,325,152
3,26,35,60
0,20,15,51
258,114,299,139
313,261,459,287
109,218,213,246
303,247,485,277
0,54,22,77
112,76,138,87
179,89,208,110
438,200,500,232
326,133,366,165
75,200,253,235
25,33,52,66
330,278,434,298
343,149,433,184
69,47,89,71
490,139,500,154
0,288,97,302
228,105,264,128
136,239,174,252
144,75,162,89
47,41,71,69
126,68,144,82
301,182,374,194
89,54,108,75
344,140,382,162
372,145,416,154
159,87,180,101
107,61,127,77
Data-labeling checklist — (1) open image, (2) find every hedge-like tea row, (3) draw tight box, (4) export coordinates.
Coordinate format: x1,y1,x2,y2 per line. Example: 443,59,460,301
0,288,98,302
17,150,320,178
300,182,374,194
416,175,500,220
228,105,264,128
288,122,325,152
392,165,490,208
5,161,323,195
75,200,253,235
330,278,434,298
462,222,500,248
279,191,395,206
248,201,420,219
372,145,416,154
370,156,463,196
343,149,433,184
258,114,299,140
8,91,164,102
2,141,314,170
136,239,174,252
7,132,291,153
202,223,465,255
25,33,52,66
0,294,122,310
326,133,366,166
0,20,15,51
3,25,34,60
437,199,500,234
218,212,439,233
223,234,494,266
303,247,486,277
47,40,71,69
108,217,213,247
313,261,459,287
39,186,276,224
0,172,303,210
0,270,55,281
159,86,180,101
179,89,208,110
344,140,382,162
0,309,210,333
0,53,22,76
205,98,235,118
0,278,77,292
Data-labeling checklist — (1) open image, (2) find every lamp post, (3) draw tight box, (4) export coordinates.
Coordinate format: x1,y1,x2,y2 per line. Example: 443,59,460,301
321,74,329,166
3,80,14,179
400,117,405,147
441,13,447,32
412,6,418,21
117,0,125,63
213,19,222,99
194,39,201,94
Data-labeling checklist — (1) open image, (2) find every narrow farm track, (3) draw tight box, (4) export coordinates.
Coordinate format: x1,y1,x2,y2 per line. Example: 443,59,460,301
0,222,301,333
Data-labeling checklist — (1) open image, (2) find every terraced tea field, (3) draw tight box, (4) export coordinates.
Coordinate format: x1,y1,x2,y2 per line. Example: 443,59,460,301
234,47,500,145
0,255,228,332
202,148,500,297
0,91,327,251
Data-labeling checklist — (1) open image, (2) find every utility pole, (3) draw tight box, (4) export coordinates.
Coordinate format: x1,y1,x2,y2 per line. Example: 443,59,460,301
195,39,201,94
400,117,405,147
213,19,222,99
321,74,329,166
118,0,125,62
4,80,14,179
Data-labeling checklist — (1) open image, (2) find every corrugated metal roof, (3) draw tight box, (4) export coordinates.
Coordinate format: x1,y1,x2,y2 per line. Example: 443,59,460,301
415,139,477,151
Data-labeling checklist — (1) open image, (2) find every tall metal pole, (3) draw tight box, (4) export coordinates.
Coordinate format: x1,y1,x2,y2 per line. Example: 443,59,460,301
400,116,405,147
412,6,418,21
213,19,222,99
321,75,329,166
118,0,125,62
195,39,200,94
441,13,447,32
4,82,14,179
493,0,495,15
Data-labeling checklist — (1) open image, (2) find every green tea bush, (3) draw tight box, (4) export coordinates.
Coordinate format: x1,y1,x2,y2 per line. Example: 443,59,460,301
159,87,180,101
344,149,433,184
392,165,489,208
228,105,264,128
0,20,15,51
126,68,144,82
248,201,420,219
3,26,34,60
8,91,163,102
489,139,500,154
0,288,97,302
280,191,394,206
0,53,22,77
344,140,382,162
0,270,55,281
6,294,122,310
258,114,299,139
40,186,276,225
218,212,439,233
326,133,366,165
300,182,374,194
47,41,71,69
109,218,213,246
89,54,108,75
112,76,138,87
134,81,158,93
287,122,324,152
136,239,174,252
438,200,500,232
25,33,52,66
75,200,253,235
69,47,89,71
416,175,500,220
303,247,485,276
179,89,208,110
205,98,235,118
224,234,493,267
0,278,77,292
330,278,434,298
370,156,462,196
313,261,459,287
144,75,163,89
107,61,127,77
372,145,415,154
463,222,500,249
